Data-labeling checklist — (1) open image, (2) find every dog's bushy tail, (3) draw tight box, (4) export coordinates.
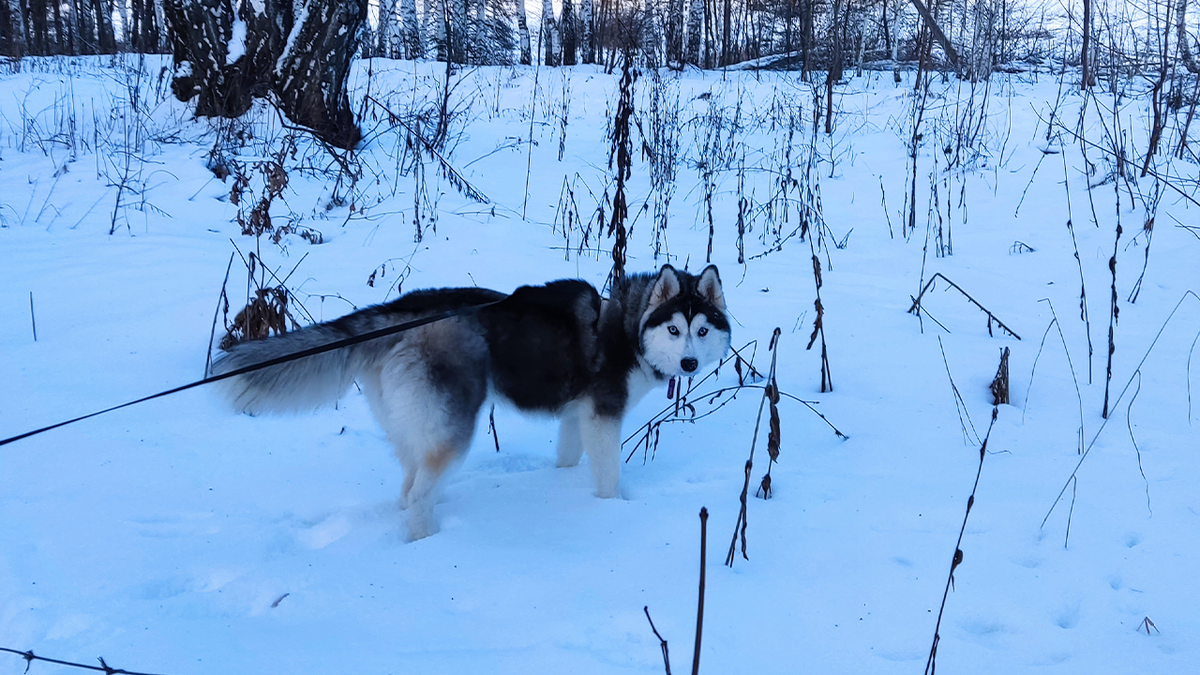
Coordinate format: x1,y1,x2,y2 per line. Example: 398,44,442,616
210,322,361,414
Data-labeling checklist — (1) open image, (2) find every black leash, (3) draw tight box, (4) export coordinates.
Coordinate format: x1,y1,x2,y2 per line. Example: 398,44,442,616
0,301,502,448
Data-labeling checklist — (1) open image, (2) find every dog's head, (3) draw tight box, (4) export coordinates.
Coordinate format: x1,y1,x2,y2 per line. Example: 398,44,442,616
639,264,731,378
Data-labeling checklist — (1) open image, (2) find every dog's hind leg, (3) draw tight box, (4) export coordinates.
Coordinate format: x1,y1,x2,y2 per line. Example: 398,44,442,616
371,323,488,540
579,399,623,498
556,403,584,468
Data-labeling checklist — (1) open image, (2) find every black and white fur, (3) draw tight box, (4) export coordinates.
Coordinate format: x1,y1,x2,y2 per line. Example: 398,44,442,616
211,264,730,539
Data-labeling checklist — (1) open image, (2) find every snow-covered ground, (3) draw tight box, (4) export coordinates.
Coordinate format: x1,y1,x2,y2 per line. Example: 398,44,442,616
2,56,1197,674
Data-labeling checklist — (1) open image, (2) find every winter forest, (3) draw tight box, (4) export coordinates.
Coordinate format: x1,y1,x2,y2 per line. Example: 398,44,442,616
2,0,1200,672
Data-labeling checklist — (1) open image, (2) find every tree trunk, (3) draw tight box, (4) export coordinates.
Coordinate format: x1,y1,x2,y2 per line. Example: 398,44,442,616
541,0,558,65
469,0,484,63
685,0,702,65
561,0,576,65
26,0,47,54
377,0,399,57
666,0,682,67
400,0,421,59
113,0,129,48
1177,0,1198,74
908,0,959,69
433,0,447,60
1,0,24,56
275,0,365,148
165,0,238,116
720,0,729,66
516,5,531,64
1080,0,1092,87
92,0,115,52
578,0,592,64
166,0,361,148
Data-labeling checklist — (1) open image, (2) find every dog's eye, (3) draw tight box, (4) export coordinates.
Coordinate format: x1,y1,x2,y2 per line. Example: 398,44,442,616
698,327,708,337
668,326,680,336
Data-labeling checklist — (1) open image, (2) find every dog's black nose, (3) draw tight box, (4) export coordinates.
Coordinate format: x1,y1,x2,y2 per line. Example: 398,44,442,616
681,358,698,373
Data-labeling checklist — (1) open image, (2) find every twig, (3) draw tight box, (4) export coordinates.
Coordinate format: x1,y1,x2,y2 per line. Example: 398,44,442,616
488,405,500,452
726,328,782,567
1025,301,1085,454
205,252,236,376
1188,331,1200,422
29,292,37,342
938,336,980,445
1126,372,1152,516
908,273,1022,340
0,646,166,675
643,607,672,675
363,95,489,204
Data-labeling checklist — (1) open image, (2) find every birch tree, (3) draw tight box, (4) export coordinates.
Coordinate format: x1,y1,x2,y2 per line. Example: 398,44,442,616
541,0,559,65
516,0,532,64
685,0,702,65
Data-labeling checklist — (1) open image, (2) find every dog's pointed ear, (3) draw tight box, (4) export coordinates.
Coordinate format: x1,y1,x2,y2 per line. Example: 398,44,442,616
697,265,726,311
648,265,682,310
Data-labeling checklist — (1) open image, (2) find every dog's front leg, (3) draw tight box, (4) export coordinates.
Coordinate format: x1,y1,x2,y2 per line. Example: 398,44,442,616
580,402,623,498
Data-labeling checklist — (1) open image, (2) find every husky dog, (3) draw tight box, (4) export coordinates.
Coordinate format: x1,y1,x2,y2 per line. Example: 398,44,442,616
211,264,731,539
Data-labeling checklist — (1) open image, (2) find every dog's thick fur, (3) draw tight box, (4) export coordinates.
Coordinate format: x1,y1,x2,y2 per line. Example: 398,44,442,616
211,264,731,539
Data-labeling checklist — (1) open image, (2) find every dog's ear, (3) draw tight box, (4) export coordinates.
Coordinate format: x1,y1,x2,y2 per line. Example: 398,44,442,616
697,265,726,311
648,265,682,309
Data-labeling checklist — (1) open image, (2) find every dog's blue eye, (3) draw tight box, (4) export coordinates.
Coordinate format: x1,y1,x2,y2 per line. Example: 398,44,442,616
668,326,680,336
698,327,708,337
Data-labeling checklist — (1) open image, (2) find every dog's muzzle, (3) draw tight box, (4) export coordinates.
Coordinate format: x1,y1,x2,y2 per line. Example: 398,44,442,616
681,357,699,373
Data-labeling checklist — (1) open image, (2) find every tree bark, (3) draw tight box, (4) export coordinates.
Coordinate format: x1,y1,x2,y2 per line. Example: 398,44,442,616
166,0,362,149
516,6,531,64
1,0,25,56
541,0,559,65
685,0,702,65
1178,0,1199,74
666,0,682,67
908,0,959,69
400,0,421,59
578,0,593,63
561,0,576,65
1080,0,1093,87
275,0,365,148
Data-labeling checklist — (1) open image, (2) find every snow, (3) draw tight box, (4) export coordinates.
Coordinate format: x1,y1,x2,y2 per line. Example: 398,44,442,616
1,56,1198,675
227,18,247,65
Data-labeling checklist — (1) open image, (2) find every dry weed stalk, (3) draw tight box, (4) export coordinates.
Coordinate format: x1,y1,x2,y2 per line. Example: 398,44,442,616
924,406,1000,675
1025,300,1086,454
1042,291,1200,546
807,251,833,392
213,244,311,360
1102,184,1122,419
990,346,1011,405
726,328,782,567
643,506,710,675
606,56,636,283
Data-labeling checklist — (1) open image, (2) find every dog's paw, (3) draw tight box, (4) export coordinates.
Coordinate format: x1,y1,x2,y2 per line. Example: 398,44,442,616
593,483,621,499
